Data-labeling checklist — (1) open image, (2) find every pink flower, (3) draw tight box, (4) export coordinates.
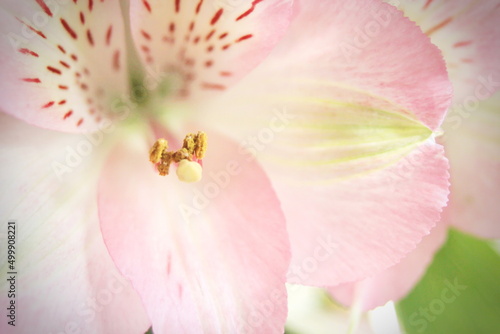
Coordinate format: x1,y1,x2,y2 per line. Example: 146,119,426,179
0,0,452,332
330,0,500,311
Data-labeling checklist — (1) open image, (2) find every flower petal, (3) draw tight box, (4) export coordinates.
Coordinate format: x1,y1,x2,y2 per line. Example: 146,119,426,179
129,0,293,101
442,91,500,238
328,222,448,311
0,0,129,132
205,0,451,285
98,130,290,333
0,113,150,333
391,0,500,99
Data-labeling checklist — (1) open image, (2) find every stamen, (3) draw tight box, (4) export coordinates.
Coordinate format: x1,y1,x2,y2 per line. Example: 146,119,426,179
149,138,168,163
149,132,207,182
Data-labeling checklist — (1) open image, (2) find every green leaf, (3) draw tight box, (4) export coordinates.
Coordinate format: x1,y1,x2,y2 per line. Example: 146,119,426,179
396,229,500,334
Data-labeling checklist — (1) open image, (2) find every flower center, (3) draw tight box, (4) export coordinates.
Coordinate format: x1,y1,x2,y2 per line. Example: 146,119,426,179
149,131,207,183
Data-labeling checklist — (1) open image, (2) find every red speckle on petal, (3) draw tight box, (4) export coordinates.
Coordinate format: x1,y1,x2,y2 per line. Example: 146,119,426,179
207,45,214,52
22,78,41,83
423,0,434,10
64,110,73,119
205,29,215,41
142,0,152,13
210,8,224,25
425,17,453,36
18,48,39,57
58,45,66,54
71,54,78,61
59,85,69,90
60,61,71,69
88,0,94,12
77,118,84,126
36,0,53,17
236,34,253,42
453,40,473,48
236,0,263,21
61,18,78,39
141,30,152,40
195,0,203,14
204,60,213,68
220,71,232,77
59,100,67,105
80,12,85,25
106,25,113,46
87,29,94,46
219,32,228,40
47,66,62,75
222,44,231,50
42,101,55,108
175,0,180,13
169,22,175,33
18,19,47,39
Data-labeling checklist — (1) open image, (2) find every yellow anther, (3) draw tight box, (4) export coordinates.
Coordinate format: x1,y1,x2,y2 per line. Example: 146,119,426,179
173,148,190,163
176,159,203,183
157,151,173,176
149,138,168,163
183,134,196,155
194,131,207,159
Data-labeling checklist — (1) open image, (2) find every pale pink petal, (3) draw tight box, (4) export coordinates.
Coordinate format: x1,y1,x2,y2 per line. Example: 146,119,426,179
98,130,290,333
391,0,500,100
129,0,293,101
204,0,451,286
328,222,448,310
441,91,500,238
0,0,129,132
0,113,150,333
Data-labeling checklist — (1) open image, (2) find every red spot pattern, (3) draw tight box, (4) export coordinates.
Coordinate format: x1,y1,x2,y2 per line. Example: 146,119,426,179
425,17,453,36
236,0,264,21
16,0,124,127
106,26,113,45
453,40,473,48
18,48,39,57
64,110,73,119
423,0,434,10
142,0,152,13
210,8,224,25
87,29,94,46
47,66,62,75
195,0,203,14
60,19,78,39
35,0,53,17
22,78,41,83
236,34,253,42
